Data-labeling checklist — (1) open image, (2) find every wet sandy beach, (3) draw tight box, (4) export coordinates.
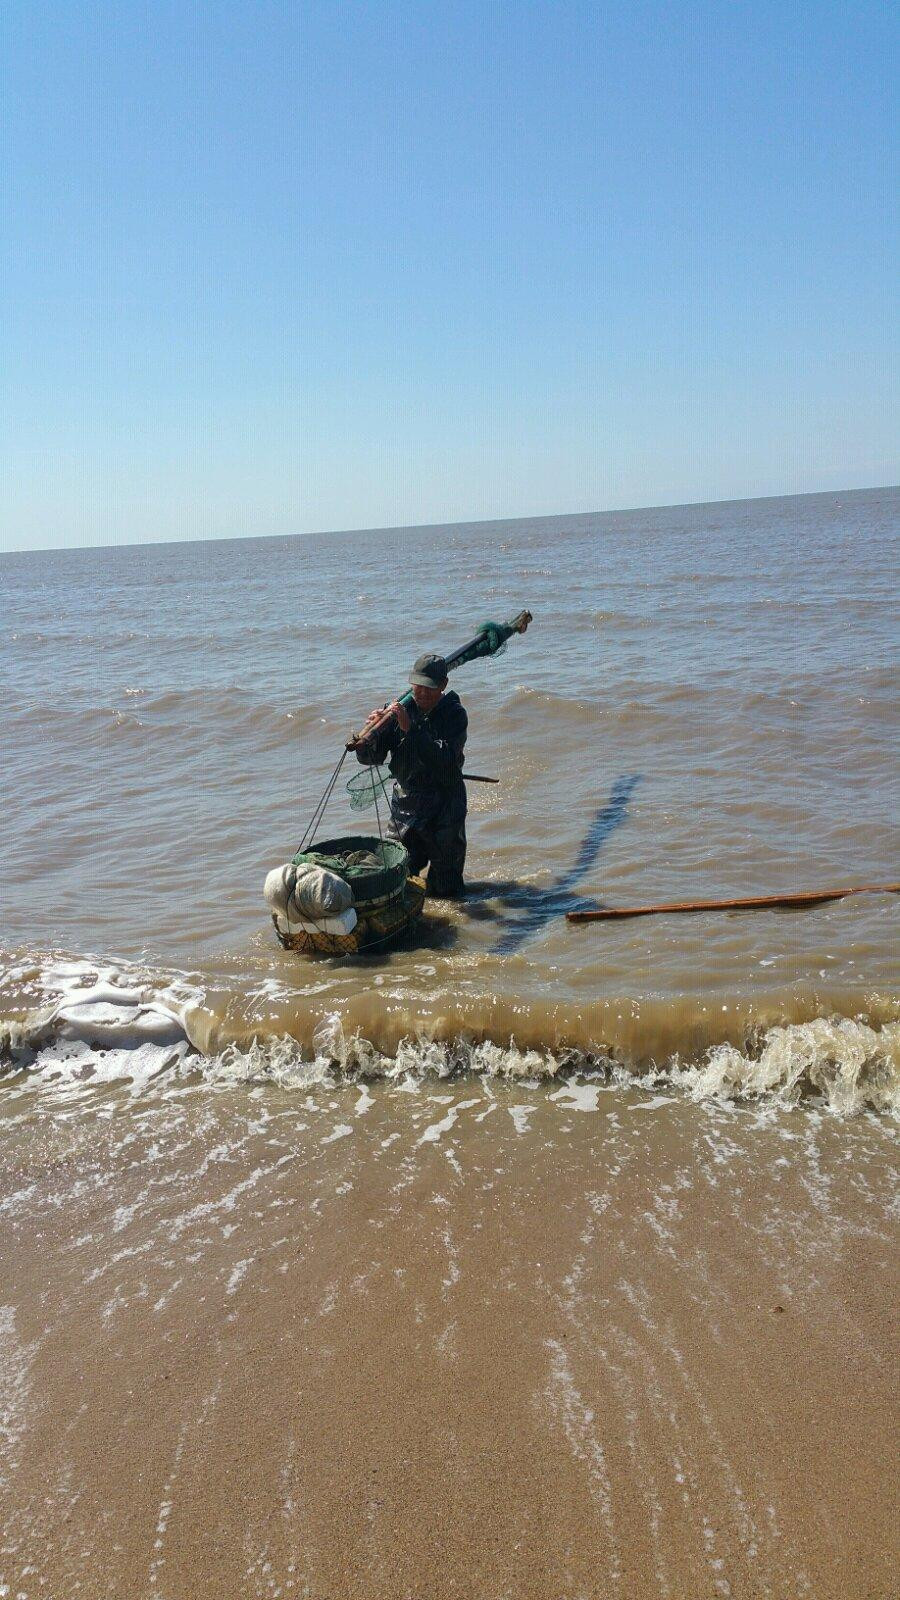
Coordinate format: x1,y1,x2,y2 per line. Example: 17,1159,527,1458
2,1078,896,1599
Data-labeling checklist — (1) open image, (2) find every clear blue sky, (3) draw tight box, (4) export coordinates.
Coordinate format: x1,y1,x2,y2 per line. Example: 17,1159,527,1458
2,0,897,551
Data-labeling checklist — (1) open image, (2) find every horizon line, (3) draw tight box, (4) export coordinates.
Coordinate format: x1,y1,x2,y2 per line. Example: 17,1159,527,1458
2,481,896,559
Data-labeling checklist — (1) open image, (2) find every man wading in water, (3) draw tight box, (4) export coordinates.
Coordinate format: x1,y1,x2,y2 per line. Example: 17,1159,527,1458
350,653,468,898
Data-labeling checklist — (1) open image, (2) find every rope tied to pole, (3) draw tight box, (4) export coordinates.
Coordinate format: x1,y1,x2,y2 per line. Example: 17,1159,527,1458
295,748,349,855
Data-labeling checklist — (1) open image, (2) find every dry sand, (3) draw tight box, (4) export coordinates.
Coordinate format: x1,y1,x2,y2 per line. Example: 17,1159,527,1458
0,1079,896,1599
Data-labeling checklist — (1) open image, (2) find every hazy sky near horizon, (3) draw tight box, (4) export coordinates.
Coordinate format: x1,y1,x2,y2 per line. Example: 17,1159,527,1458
2,0,897,552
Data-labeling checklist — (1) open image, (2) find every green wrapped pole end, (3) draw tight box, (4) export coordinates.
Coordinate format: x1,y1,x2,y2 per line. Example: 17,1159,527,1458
345,608,533,750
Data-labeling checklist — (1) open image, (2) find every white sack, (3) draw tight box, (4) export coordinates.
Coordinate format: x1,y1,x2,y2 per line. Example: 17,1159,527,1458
263,864,297,916
274,906,358,936
291,864,353,917
264,863,353,920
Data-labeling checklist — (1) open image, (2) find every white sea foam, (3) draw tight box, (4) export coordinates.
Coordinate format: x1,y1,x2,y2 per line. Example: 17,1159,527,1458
2,955,898,1118
417,1099,481,1146
549,1079,605,1114
321,1123,353,1144
0,1306,33,1492
669,1016,900,1116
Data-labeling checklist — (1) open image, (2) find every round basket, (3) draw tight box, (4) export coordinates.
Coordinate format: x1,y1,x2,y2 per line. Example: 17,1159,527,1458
292,835,409,904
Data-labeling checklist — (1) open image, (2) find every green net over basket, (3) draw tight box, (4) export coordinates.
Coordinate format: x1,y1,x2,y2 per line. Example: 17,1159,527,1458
291,834,409,904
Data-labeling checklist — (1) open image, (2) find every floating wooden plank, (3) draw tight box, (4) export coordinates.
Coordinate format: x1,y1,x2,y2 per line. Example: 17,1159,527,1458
566,884,900,924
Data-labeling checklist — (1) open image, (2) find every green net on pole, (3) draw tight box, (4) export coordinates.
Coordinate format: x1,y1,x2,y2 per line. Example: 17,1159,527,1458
346,767,394,812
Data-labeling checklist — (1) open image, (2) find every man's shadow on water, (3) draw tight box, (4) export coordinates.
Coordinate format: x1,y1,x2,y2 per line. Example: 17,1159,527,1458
339,773,641,964
462,773,642,955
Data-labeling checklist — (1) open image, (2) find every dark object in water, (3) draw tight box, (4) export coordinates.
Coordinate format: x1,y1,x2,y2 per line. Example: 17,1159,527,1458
567,883,900,923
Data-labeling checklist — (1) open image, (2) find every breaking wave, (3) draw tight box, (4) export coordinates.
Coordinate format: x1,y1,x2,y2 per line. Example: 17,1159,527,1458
1,953,898,1118
200,1014,900,1117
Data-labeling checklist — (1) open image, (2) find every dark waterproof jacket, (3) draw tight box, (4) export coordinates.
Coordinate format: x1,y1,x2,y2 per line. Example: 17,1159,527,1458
355,691,468,833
